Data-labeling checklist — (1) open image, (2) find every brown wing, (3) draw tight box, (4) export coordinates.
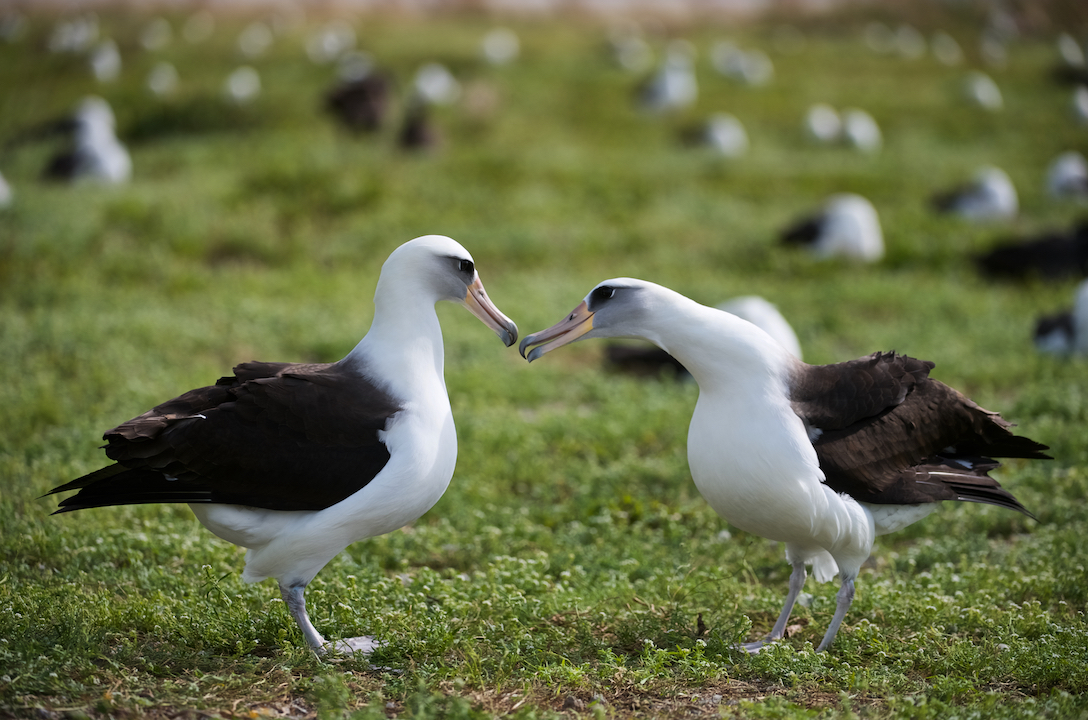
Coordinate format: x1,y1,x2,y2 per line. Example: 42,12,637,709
792,352,1049,516
790,351,933,430
47,361,402,513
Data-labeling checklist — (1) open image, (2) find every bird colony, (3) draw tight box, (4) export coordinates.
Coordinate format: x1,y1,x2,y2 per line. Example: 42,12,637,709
2,4,1084,673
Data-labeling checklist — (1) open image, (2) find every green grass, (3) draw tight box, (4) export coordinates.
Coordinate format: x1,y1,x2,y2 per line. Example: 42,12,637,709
2,6,1088,719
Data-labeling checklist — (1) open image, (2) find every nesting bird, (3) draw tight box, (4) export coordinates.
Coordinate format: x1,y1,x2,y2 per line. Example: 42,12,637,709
964,71,1003,110
804,103,841,144
637,40,697,114
932,166,1018,222
521,279,1047,652
37,96,131,184
325,55,393,134
780,194,885,262
46,236,518,655
1035,280,1088,356
0,169,12,208
224,66,261,104
1047,151,1088,200
89,38,121,82
841,108,881,153
710,41,773,86
975,221,1088,281
681,113,748,158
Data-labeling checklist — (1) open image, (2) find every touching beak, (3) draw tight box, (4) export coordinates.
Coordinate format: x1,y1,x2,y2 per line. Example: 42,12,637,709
518,301,594,362
464,276,518,347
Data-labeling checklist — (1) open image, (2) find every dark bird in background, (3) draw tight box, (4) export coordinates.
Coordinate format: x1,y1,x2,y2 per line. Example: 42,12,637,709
975,221,1088,281
1035,279,1088,356
780,193,885,262
325,70,393,133
7,96,131,184
931,166,1018,222
398,96,439,151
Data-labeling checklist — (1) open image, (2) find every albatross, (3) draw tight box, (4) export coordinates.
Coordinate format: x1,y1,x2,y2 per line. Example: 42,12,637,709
46,235,518,655
520,279,1048,652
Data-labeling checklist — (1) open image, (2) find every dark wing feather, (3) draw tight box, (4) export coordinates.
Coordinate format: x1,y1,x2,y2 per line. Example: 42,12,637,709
780,215,824,247
790,351,933,430
48,361,402,513
974,227,1088,281
791,352,1049,516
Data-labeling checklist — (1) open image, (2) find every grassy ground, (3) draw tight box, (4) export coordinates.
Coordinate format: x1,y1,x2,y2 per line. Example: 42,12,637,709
2,5,1088,719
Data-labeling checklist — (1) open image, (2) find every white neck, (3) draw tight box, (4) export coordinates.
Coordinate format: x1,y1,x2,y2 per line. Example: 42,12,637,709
639,289,796,397
340,276,447,402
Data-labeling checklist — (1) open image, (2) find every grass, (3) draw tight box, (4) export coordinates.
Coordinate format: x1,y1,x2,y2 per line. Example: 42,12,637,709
2,4,1088,718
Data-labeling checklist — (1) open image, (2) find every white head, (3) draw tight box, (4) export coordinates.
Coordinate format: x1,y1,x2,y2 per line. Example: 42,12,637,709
376,235,518,347
519,278,663,362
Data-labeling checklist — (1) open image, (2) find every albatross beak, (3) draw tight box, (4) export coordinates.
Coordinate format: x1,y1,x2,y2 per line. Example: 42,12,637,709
519,301,594,362
464,276,518,347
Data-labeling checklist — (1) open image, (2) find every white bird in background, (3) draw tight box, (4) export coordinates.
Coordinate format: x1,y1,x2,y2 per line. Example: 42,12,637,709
930,31,963,66
604,294,802,377
933,166,1018,222
140,17,172,52
1047,151,1088,200
703,113,749,158
717,296,802,360
1057,33,1086,69
481,27,519,65
710,41,773,86
47,236,518,655
42,96,131,184
238,21,273,59
225,66,261,104
1035,279,1088,356
147,61,179,97
607,23,653,73
805,103,842,144
781,193,885,262
1074,86,1088,125
414,62,461,106
894,24,926,59
49,13,98,53
638,40,697,114
521,280,1047,653
965,71,1003,110
0,169,13,208
307,20,356,64
89,38,121,82
842,108,881,153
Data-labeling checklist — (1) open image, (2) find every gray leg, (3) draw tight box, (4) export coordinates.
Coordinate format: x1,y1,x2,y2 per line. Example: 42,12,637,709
280,582,328,651
740,561,807,653
279,582,382,657
815,574,856,652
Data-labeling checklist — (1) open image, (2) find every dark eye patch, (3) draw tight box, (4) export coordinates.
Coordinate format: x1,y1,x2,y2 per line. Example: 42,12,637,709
458,259,474,275
591,286,616,303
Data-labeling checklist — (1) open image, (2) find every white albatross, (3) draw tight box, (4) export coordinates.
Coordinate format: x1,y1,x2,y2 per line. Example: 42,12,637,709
780,193,885,262
46,235,518,655
520,279,1048,652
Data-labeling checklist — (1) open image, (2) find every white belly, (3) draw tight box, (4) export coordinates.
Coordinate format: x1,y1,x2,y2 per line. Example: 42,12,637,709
191,404,458,586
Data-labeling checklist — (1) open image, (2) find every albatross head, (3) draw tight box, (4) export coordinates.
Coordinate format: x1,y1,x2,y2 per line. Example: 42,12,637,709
381,235,518,346
519,278,656,362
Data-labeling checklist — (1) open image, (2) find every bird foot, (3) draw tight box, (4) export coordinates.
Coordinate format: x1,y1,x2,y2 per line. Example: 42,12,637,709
322,635,383,656
736,638,778,654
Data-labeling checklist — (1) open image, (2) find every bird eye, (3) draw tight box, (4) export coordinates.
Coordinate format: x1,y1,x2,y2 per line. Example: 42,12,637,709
591,286,616,303
458,259,474,275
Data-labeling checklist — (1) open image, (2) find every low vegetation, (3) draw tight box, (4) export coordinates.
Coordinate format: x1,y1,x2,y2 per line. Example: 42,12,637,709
1,5,1086,718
